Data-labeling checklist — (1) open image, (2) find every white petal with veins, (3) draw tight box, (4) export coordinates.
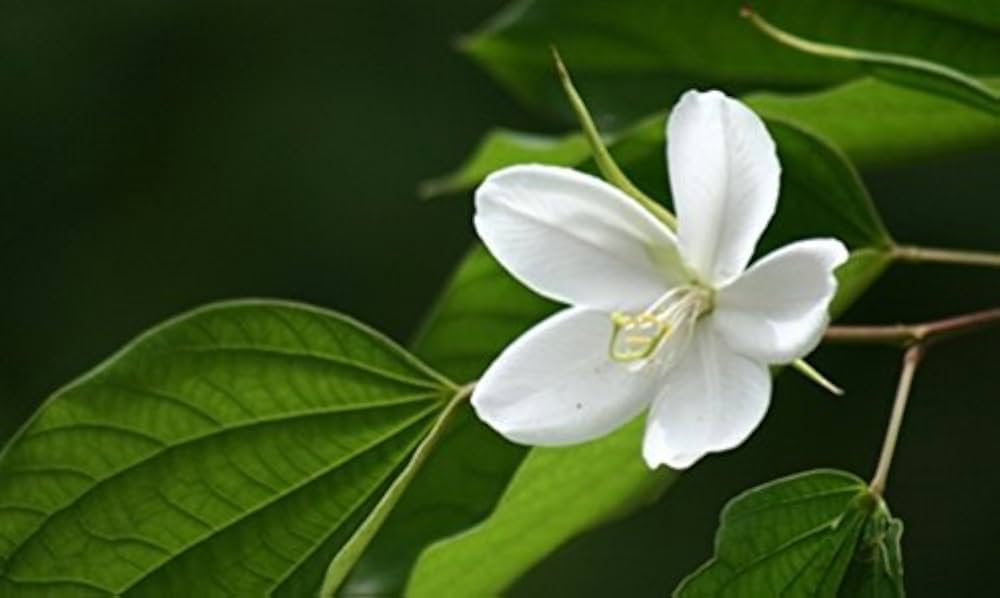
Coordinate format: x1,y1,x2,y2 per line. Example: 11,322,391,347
667,90,781,285
475,164,687,313
714,238,849,364
642,325,771,469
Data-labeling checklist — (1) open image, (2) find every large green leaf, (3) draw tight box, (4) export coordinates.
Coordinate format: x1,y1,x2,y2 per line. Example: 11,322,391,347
465,0,1000,123
744,77,1000,169
407,417,676,598
0,300,457,596
675,469,904,597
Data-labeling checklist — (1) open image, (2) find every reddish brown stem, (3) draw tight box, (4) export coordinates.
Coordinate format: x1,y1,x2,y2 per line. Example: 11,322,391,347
825,307,1000,348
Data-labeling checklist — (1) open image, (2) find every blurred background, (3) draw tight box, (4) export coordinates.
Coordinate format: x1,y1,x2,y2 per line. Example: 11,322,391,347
1,1,997,595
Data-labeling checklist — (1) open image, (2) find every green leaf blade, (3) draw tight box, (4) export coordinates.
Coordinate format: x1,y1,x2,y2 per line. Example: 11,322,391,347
407,417,676,598
0,301,453,596
744,77,1000,169
676,470,905,598
420,130,591,199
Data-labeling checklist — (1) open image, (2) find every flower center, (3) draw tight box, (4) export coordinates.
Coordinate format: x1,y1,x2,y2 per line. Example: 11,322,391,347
609,286,712,368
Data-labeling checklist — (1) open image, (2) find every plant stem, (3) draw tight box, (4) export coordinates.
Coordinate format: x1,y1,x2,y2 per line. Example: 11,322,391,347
893,244,1000,268
829,308,1000,495
550,47,678,230
825,307,1000,347
320,383,474,595
869,345,923,496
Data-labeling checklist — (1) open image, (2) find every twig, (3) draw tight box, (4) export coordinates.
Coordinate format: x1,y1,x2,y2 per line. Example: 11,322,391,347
824,307,1000,348
893,245,1000,269
869,345,923,496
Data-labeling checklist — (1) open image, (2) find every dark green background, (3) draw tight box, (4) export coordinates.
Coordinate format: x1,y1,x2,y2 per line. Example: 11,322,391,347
1,1,997,595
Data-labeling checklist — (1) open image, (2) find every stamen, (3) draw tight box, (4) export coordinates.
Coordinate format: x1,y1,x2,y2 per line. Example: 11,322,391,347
608,286,711,367
609,312,669,361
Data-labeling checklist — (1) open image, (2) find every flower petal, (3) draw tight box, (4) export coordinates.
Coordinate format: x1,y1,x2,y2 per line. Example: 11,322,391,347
714,238,849,364
475,164,686,313
667,90,781,284
642,325,771,469
472,307,657,446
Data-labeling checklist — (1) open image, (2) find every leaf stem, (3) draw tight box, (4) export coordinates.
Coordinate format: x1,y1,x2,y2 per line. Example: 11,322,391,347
824,307,1000,347
869,344,923,496
893,244,1000,268
320,383,475,595
550,47,678,230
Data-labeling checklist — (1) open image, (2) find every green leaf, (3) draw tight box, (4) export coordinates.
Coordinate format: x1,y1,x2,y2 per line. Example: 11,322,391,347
674,469,904,597
757,117,892,251
407,417,677,598
465,0,1000,123
0,300,456,596
743,77,1000,169
420,130,590,198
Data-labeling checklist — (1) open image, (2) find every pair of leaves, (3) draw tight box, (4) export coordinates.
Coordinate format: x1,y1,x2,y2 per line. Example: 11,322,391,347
0,301,458,596
677,470,903,597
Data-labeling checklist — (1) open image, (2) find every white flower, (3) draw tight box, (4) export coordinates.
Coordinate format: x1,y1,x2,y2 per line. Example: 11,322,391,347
470,89,848,469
